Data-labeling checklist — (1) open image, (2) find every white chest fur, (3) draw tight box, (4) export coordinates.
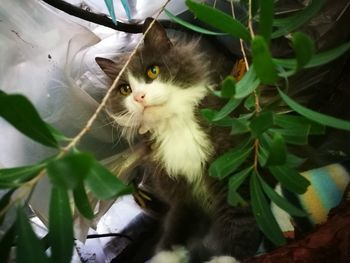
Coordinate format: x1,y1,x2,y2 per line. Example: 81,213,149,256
151,111,213,183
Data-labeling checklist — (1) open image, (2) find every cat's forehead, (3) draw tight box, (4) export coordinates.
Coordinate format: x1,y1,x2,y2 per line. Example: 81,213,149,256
125,42,210,87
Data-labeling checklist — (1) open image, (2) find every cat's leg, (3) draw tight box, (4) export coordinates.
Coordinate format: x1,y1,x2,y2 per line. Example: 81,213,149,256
150,203,210,263
202,205,262,261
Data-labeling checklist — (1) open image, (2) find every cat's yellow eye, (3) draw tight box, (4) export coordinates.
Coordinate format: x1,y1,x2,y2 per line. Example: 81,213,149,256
146,65,160,80
119,84,132,96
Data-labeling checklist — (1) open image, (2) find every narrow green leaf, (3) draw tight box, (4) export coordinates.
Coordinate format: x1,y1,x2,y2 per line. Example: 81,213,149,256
46,124,70,142
47,152,94,189
201,109,234,127
186,0,251,41
250,173,286,245
259,176,307,217
0,189,15,224
274,114,325,135
251,36,278,84
73,182,94,220
272,0,325,38
244,94,255,110
286,153,306,168
0,223,15,262
85,161,133,200
258,141,269,167
164,9,226,36
0,92,58,148
250,111,274,137
104,0,117,24
0,164,44,188
292,32,315,69
228,167,253,206
212,97,242,121
49,187,74,263
278,89,350,131
264,132,287,166
271,125,310,145
269,165,310,194
234,66,260,99
221,76,236,98
274,41,350,69
230,118,250,135
17,207,49,263
258,0,274,44
209,141,252,179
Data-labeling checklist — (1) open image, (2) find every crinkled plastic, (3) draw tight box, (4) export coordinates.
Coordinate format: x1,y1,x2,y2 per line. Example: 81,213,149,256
0,0,187,242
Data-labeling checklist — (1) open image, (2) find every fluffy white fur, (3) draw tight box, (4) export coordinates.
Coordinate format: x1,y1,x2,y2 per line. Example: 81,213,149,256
150,248,240,263
112,73,213,183
206,256,240,263
150,247,189,263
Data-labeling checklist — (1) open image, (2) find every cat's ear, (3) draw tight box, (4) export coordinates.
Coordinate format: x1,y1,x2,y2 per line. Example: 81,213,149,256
95,57,117,80
143,17,172,51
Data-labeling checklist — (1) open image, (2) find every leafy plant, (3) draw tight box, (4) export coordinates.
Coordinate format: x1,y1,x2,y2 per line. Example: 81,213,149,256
0,90,132,262
167,0,350,245
1,0,350,262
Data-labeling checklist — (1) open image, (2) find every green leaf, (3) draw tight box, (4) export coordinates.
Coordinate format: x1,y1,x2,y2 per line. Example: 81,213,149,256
251,36,278,84
49,187,74,263
244,94,255,110
286,153,306,168
0,189,15,224
259,176,307,217
186,0,251,41
201,109,233,127
292,32,315,69
274,41,350,69
250,111,274,137
258,0,274,44
0,92,58,148
85,161,133,200
47,152,94,189
230,118,250,135
250,173,286,245
164,9,226,36
46,124,70,142
234,66,260,99
17,207,50,263
274,114,325,135
228,167,253,206
258,141,269,167
220,76,236,98
272,0,325,38
278,89,350,131
0,164,45,188
212,97,242,121
264,132,287,166
269,165,310,194
209,140,252,179
0,223,16,262
73,182,94,220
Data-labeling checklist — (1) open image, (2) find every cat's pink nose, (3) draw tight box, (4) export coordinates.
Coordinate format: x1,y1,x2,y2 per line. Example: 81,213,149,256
134,92,146,103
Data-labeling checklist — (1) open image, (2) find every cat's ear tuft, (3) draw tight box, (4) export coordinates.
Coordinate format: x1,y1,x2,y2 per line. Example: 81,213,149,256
95,57,117,80
143,17,172,51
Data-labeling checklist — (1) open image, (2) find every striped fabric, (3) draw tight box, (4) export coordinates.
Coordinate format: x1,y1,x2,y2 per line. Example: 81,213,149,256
272,161,350,234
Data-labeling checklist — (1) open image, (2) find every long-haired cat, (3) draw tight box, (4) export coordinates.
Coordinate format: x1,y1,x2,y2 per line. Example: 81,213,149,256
96,18,261,263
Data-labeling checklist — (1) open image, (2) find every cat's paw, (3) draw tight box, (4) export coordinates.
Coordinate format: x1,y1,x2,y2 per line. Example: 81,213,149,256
150,246,189,263
205,256,240,263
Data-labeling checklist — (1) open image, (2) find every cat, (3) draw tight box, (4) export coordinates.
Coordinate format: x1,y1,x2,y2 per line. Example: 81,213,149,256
96,18,262,263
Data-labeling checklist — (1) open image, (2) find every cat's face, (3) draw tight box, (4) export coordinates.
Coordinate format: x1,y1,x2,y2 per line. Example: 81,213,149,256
96,18,211,139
